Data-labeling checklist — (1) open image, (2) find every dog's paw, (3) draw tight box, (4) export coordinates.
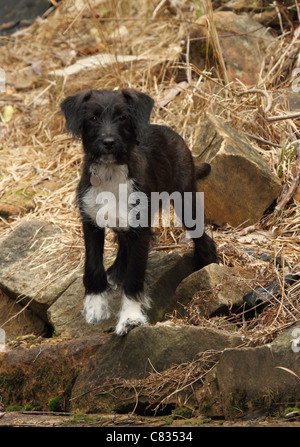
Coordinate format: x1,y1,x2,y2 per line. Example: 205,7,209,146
115,295,148,336
115,317,147,336
83,292,111,324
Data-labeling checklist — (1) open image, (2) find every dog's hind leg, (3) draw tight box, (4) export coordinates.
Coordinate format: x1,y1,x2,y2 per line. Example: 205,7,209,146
180,190,218,270
193,232,218,270
81,221,111,323
115,229,151,336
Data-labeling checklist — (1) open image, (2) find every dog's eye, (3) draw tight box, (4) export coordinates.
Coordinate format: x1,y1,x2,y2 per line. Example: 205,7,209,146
89,115,97,122
118,115,127,122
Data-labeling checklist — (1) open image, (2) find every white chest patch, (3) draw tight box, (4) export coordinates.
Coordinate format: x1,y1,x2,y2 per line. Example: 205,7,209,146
82,163,134,230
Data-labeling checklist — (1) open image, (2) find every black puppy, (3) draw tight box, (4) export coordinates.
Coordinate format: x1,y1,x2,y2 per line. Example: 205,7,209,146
60,88,217,335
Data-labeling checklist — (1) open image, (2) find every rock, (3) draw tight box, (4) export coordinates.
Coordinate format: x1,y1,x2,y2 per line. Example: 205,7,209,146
0,221,78,321
48,250,195,337
174,263,253,318
0,200,35,218
0,290,46,340
198,322,300,418
0,0,52,36
187,11,275,85
0,335,107,411
145,250,194,322
70,324,245,413
193,114,282,227
221,0,260,12
289,91,300,112
243,274,300,314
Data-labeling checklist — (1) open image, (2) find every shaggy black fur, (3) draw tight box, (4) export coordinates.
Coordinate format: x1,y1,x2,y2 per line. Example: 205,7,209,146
60,88,217,312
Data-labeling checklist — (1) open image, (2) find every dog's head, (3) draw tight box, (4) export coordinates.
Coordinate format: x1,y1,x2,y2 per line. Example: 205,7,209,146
60,88,154,164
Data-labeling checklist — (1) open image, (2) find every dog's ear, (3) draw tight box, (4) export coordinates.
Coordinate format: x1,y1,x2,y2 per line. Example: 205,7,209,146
60,90,92,136
121,88,154,134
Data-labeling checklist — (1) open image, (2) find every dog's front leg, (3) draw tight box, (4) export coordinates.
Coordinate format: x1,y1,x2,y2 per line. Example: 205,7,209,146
115,229,151,336
81,221,110,324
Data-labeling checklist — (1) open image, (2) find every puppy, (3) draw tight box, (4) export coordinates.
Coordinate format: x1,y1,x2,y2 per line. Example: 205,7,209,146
60,88,217,335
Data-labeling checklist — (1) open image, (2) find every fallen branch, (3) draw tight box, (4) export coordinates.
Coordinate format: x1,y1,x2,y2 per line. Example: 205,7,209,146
236,225,257,237
236,88,272,113
242,132,281,148
267,112,300,122
275,174,300,212
157,81,189,109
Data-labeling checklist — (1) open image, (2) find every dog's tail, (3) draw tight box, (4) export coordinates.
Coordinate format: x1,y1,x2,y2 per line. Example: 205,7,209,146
195,163,211,179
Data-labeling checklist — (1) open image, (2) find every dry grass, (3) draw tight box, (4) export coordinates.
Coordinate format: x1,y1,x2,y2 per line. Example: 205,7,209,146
0,0,299,349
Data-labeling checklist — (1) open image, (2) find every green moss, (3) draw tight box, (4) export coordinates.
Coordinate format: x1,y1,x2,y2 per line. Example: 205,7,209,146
24,401,42,411
197,417,211,425
6,405,23,411
63,413,110,427
0,371,25,405
172,406,193,419
201,400,212,412
227,390,247,415
48,396,64,412
284,407,300,416
164,416,174,425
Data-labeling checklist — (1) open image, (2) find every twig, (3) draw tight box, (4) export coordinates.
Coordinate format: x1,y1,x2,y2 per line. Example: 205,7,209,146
236,88,272,113
275,174,300,211
153,353,220,413
295,0,300,25
275,366,300,381
185,35,210,98
267,112,300,122
243,132,281,148
274,1,284,35
152,0,167,19
63,3,88,35
190,25,270,42
130,383,139,417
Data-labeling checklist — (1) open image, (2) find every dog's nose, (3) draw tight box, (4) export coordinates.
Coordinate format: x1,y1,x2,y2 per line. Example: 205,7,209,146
103,136,115,148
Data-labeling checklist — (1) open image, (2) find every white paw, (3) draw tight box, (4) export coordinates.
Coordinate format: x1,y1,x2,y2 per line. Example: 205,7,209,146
115,294,149,336
83,292,111,324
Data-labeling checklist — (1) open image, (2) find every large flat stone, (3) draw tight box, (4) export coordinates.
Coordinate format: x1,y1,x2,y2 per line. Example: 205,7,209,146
198,323,300,418
0,221,78,321
194,114,282,227
174,263,253,317
70,324,245,413
0,335,106,411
